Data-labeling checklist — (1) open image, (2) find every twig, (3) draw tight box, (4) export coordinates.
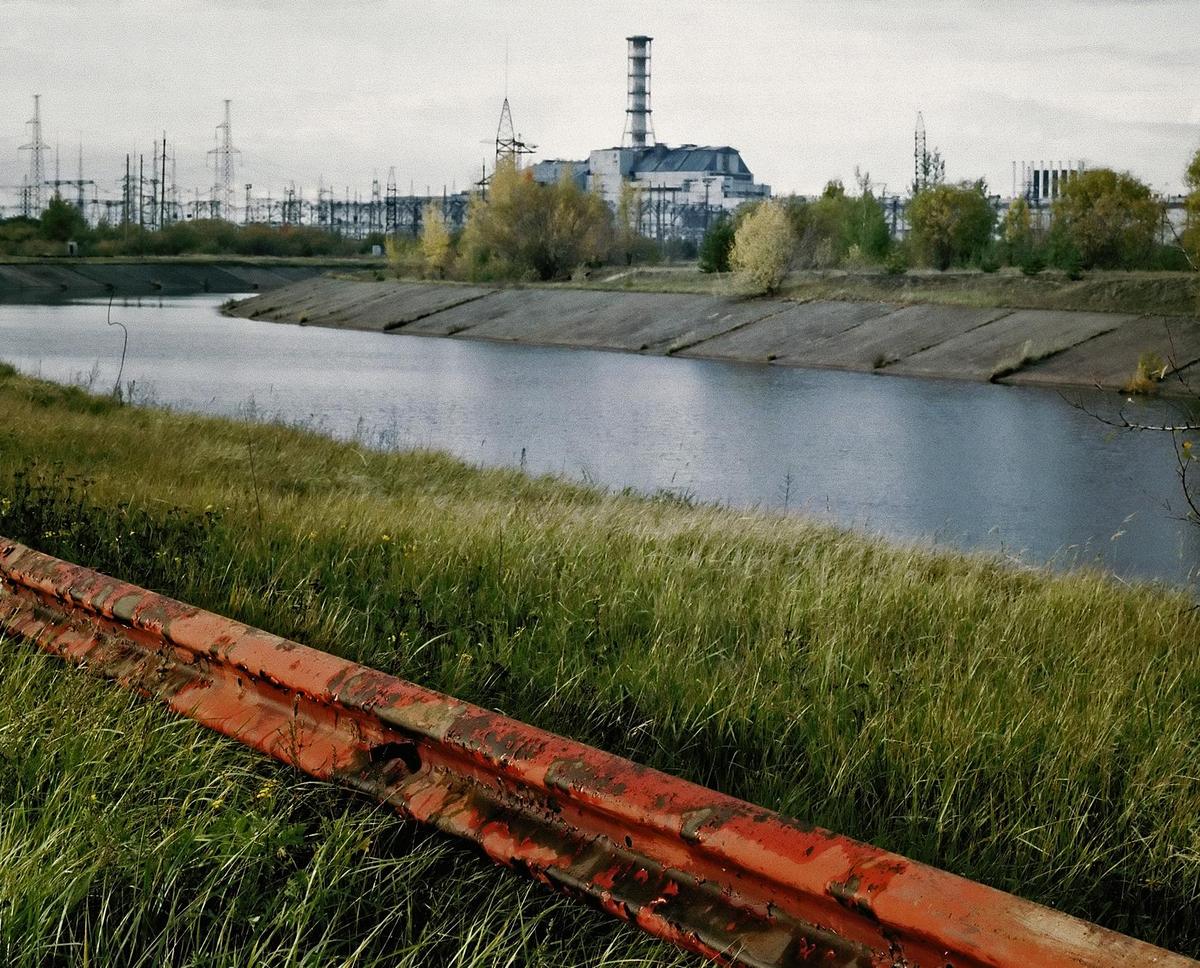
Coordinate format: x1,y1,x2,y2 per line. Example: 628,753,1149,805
1070,393,1199,433
105,292,129,400
1162,215,1198,272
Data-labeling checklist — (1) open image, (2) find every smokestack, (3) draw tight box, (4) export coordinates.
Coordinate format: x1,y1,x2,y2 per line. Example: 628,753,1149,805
624,35,654,149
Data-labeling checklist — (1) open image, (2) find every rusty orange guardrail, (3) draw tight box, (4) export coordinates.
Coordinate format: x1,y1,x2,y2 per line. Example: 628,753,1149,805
0,536,1194,968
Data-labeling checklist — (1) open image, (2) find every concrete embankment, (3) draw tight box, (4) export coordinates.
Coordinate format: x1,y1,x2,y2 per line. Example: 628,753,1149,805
0,260,339,298
228,277,1200,393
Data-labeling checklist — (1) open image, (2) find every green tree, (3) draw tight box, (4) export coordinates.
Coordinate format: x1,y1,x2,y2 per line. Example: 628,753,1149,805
1001,197,1036,265
420,203,454,278
1049,168,1160,270
846,169,891,262
0,217,40,256
39,195,87,244
908,181,996,270
698,214,735,273
779,176,890,269
730,198,795,295
803,182,852,267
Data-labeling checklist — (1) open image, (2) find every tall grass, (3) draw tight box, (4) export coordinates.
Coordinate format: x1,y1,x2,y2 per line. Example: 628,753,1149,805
0,364,1197,961
0,645,682,967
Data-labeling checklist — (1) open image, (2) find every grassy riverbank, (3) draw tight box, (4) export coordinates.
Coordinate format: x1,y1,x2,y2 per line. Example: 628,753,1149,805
0,364,1198,963
364,265,1200,318
577,266,1200,317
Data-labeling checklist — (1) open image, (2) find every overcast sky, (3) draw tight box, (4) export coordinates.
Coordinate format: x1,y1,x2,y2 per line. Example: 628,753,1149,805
2,0,1198,207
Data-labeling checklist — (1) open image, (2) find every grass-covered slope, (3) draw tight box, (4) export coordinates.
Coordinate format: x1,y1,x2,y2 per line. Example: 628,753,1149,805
0,363,1197,963
582,267,1200,318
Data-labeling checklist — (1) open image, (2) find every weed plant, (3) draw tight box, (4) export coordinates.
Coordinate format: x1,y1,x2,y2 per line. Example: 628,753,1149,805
0,364,1197,961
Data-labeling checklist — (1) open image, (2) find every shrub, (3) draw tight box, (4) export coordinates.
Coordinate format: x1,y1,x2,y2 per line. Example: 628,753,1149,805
730,199,796,295
419,203,454,278
1123,352,1167,395
1001,197,1036,266
1020,253,1046,276
883,248,908,276
783,178,891,270
908,182,996,270
698,215,735,273
1061,249,1085,280
1049,168,1160,270
460,158,612,281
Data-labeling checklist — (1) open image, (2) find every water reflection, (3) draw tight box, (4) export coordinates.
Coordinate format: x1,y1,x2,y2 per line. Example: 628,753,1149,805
0,294,1196,587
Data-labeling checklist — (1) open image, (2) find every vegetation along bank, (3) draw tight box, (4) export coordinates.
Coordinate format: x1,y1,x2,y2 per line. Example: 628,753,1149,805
0,364,1197,962
230,275,1200,394
0,257,369,297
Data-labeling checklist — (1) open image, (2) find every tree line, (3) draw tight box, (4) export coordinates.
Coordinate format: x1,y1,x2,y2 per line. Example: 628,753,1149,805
712,150,1200,295
6,148,1200,285
0,200,381,258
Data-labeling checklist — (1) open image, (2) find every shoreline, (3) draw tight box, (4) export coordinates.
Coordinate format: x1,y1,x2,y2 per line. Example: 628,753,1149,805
0,258,373,298
227,276,1200,396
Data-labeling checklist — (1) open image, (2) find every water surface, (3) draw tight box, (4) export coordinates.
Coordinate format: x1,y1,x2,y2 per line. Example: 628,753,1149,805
1,294,1196,587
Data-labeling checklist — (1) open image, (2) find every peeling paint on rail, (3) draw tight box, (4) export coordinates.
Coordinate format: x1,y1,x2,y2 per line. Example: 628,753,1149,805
0,538,1192,968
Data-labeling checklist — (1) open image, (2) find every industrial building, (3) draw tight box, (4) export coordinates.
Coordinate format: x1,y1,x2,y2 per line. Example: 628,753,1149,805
531,36,771,242
1015,161,1085,205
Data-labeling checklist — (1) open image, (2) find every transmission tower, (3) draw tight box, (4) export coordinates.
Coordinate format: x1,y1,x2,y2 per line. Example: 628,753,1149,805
494,97,535,167
45,139,86,205
370,174,382,233
913,112,927,194
385,167,399,235
45,141,95,220
912,111,944,195
19,94,50,217
207,99,240,222
75,143,93,213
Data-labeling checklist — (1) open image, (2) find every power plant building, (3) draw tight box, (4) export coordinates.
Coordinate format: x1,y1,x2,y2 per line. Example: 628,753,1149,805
531,35,771,241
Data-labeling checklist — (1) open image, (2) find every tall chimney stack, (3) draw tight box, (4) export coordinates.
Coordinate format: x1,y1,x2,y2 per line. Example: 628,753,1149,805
623,35,654,149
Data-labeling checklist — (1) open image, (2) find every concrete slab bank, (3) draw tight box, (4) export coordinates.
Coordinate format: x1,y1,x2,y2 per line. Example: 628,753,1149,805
0,261,334,297
227,277,1200,394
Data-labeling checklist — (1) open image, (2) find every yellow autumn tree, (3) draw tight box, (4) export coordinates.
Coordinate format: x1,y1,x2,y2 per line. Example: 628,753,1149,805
730,199,795,295
1001,196,1035,264
419,203,453,278
460,157,611,281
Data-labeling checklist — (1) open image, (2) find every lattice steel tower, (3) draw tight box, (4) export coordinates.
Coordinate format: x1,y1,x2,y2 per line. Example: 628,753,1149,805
912,112,943,195
19,95,50,217
208,99,240,221
913,112,927,193
494,97,535,166
623,36,654,149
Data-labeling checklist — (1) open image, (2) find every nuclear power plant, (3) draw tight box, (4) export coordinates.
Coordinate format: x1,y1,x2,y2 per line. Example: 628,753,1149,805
531,35,772,242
